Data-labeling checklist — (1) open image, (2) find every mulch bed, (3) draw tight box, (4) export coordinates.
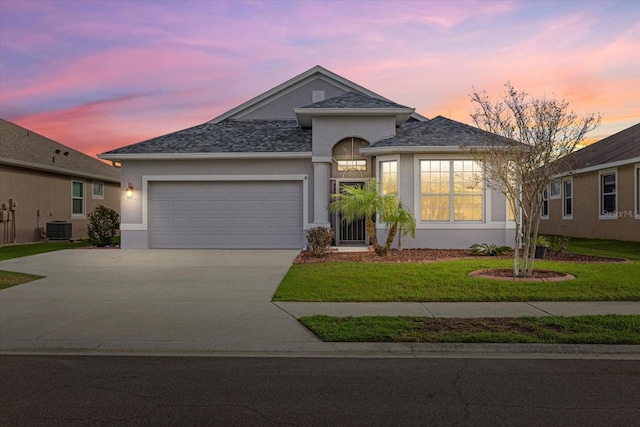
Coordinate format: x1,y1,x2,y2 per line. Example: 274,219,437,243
294,248,625,264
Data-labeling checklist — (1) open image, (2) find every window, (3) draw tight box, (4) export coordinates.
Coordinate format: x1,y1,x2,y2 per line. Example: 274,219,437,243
636,165,640,219
550,181,561,199
72,181,85,216
541,186,549,219
600,171,617,218
337,159,367,172
420,160,483,222
92,181,104,199
380,160,398,195
563,179,572,219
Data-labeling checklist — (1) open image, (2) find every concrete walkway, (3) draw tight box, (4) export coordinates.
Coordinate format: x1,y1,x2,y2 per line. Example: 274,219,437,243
1,249,638,359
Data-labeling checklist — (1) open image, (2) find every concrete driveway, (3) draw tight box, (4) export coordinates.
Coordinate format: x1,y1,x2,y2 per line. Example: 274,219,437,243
0,249,320,354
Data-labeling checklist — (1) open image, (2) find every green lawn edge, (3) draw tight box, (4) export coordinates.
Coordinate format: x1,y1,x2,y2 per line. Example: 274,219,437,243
300,315,640,344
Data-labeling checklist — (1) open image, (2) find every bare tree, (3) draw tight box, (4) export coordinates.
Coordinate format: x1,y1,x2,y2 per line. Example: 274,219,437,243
465,83,600,277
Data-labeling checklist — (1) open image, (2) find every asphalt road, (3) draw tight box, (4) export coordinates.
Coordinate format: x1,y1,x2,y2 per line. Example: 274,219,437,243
1,356,639,426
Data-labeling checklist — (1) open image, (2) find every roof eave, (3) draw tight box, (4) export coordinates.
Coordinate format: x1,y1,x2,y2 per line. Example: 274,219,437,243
360,146,469,155
294,107,415,127
98,152,313,161
0,157,120,183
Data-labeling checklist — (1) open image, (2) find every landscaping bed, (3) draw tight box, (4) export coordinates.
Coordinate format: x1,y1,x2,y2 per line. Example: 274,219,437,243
294,248,625,264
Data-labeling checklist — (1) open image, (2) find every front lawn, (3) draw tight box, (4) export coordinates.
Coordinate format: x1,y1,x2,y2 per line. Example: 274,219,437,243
274,258,640,302
0,270,43,291
300,315,640,344
0,240,92,261
564,238,640,261
0,240,91,290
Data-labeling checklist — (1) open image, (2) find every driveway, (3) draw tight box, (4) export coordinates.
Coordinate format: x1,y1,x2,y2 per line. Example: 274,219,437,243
0,249,320,354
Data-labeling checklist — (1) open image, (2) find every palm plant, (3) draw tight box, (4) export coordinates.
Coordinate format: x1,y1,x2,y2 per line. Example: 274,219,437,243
391,202,416,251
329,179,416,256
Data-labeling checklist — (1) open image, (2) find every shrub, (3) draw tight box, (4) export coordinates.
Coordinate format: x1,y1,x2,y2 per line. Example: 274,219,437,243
87,205,120,247
306,227,334,257
536,235,551,247
469,243,511,256
549,235,571,257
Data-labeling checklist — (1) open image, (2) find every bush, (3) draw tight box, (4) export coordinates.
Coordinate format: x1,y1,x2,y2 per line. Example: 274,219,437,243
87,205,120,247
469,243,511,256
306,227,334,257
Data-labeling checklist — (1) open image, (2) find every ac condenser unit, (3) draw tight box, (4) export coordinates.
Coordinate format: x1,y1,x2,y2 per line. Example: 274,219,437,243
46,221,72,240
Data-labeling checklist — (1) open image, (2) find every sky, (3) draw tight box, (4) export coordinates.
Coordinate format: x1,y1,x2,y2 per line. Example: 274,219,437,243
1,0,638,160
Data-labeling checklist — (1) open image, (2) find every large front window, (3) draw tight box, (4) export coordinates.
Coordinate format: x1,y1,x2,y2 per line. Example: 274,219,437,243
420,160,483,221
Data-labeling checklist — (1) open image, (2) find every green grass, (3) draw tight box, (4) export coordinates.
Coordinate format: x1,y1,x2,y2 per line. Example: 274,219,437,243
564,238,640,261
0,240,91,290
0,240,92,261
0,270,43,291
300,315,640,344
273,259,640,302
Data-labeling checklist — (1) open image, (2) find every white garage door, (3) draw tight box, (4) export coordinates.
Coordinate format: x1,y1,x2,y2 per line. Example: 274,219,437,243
149,181,303,249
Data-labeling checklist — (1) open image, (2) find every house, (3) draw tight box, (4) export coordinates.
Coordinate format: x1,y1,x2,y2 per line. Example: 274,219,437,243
0,119,121,243
538,123,640,242
99,66,516,250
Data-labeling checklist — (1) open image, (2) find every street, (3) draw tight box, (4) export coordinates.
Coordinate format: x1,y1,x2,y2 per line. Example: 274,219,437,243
1,355,639,426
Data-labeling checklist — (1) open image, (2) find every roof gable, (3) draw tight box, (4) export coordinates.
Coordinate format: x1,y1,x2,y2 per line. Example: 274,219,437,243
562,122,640,169
209,65,427,123
0,119,120,182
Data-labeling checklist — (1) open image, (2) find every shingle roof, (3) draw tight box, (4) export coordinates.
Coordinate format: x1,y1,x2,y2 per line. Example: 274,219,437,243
300,92,410,109
0,119,120,182
370,115,515,148
102,119,311,155
562,123,640,169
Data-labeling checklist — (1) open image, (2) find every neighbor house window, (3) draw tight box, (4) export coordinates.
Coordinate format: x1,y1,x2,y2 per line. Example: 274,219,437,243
550,181,561,199
380,160,398,195
92,181,104,199
563,179,572,219
541,186,549,219
636,165,640,219
420,160,483,221
72,181,85,216
600,170,617,219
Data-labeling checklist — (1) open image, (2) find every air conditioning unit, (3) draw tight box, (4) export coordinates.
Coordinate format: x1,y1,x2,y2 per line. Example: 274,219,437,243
46,221,72,240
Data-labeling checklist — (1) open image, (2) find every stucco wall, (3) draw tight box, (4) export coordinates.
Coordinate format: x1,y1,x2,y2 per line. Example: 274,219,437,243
0,165,120,243
240,80,348,120
538,164,640,241
312,116,397,157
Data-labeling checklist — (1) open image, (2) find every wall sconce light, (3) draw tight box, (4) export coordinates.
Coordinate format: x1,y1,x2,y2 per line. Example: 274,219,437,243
126,182,134,199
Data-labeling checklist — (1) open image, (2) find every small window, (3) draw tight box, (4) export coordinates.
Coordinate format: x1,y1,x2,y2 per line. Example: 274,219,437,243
337,159,367,172
541,186,549,219
600,171,617,219
380,160,398,195
563,179,572,219
92,181,104,199
550,182,561,199
72,181,85,216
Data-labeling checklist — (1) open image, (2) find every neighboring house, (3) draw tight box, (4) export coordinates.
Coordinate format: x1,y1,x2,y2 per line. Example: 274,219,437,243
0,119,121,243
538,123,640,242
100,65,516,250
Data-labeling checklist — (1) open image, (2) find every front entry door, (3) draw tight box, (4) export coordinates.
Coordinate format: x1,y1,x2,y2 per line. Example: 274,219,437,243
334,181,368,246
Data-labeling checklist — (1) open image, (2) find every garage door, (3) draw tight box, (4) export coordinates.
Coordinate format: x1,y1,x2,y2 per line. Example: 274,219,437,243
149,181,303,248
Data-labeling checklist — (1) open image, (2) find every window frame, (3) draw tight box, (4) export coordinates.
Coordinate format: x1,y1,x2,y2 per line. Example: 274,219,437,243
562,178,573,220
541,185,549,219
418,158,484,223
550,181,561,199
92,181,104,200
599,169,617,220
378,157,399,196
71,180,85,218
635,163,640,220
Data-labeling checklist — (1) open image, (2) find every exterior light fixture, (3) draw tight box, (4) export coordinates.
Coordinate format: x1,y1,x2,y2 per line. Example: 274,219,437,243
126,183,134,199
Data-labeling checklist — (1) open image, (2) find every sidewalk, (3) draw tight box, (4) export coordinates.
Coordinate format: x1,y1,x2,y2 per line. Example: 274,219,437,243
275,301,640,318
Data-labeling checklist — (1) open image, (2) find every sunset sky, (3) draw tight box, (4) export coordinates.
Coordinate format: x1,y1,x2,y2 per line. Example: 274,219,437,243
1,0,638,160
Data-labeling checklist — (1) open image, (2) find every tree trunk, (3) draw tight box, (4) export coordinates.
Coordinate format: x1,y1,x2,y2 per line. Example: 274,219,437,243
385,223,398,252
365,217,386,255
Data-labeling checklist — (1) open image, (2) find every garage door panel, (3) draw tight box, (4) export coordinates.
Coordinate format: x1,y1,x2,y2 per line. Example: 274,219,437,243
150,181,303,249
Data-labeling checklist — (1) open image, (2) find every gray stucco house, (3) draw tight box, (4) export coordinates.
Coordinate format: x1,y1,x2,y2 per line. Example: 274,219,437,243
100,66,516,249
